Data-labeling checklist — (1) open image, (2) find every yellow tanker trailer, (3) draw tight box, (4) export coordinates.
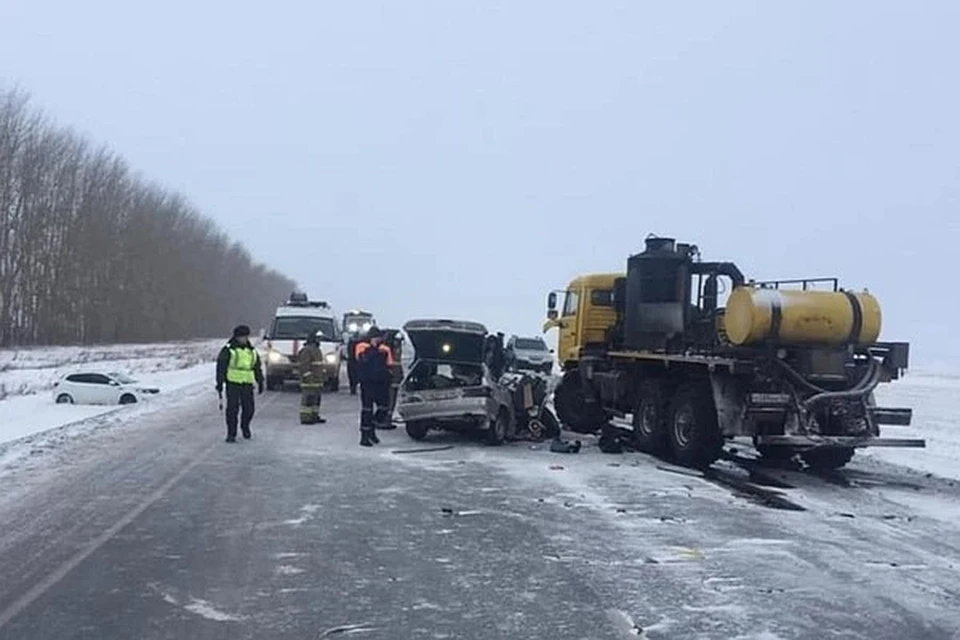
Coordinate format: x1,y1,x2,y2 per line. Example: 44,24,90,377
543,235,919,470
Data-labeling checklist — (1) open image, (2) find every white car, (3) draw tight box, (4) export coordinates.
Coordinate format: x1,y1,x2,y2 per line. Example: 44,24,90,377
52,371,160,406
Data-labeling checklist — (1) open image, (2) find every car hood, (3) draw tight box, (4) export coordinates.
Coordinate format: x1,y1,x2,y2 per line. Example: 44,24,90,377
403,319,487,363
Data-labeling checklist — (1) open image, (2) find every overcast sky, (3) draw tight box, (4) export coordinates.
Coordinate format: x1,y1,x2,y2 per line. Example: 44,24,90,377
2,1,957,365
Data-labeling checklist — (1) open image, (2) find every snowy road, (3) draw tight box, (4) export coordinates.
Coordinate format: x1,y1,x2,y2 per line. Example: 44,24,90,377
0,387,959,639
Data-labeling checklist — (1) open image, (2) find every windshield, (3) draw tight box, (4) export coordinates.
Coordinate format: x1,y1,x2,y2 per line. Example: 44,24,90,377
108,372,137,384
270,316,337,340
514,338,547,351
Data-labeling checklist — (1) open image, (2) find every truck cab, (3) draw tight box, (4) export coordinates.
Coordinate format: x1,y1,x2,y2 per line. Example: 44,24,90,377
543,273,621,369
264,293,343,391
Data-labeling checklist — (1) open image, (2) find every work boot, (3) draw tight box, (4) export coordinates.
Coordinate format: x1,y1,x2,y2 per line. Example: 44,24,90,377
369,430,380,444
225,437,237,443
360,430,375,447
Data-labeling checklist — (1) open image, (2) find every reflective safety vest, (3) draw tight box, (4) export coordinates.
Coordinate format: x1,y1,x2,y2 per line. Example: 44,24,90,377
227,346,259,384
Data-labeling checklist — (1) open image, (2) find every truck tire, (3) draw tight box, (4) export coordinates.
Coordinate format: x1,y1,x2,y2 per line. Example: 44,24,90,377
667,383,722,469
405,421,429,441
554,370,606,434
325,377,340,392
801,447,855,471
632,380,669,456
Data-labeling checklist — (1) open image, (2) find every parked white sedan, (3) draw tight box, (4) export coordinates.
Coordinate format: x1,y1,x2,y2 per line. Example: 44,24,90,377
52,372,160,406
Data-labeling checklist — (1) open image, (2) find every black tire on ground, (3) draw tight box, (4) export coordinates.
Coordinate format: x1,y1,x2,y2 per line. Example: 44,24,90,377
553,370,606,434
632,379,669,456
119,394,137,405
405,421,429,441
485,410,509,446
667,383,722,469
756,443,797,463
56,393,74,404
801,447,855,471
266,378,281,391
326,377,340,392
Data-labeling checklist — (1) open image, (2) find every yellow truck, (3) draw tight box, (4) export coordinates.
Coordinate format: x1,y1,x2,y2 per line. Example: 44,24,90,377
542,235,920,470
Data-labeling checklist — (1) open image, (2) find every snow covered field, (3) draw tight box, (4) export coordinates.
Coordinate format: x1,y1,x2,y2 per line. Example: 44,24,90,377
0,339,224,451
870,368,960,481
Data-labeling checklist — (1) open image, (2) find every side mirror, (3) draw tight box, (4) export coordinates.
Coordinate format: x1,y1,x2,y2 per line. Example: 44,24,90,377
547,309,559,321
547,292,558,311
110,380,120,387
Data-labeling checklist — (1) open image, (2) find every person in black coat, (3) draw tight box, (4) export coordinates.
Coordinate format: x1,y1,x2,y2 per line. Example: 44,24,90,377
215,325,264,442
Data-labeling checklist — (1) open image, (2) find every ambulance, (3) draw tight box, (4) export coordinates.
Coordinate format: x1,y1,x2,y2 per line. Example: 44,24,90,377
263,293,342,391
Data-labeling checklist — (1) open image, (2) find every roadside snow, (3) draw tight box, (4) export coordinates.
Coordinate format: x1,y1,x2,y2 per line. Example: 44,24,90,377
0,339,223,450
869,368,960,481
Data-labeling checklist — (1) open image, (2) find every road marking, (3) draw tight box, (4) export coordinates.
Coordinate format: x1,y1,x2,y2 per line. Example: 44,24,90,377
0,441,218,630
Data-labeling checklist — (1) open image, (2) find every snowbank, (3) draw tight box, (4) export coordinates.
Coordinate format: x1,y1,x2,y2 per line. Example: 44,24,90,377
0,339,222,400
868,367,960,481
0,339,223,448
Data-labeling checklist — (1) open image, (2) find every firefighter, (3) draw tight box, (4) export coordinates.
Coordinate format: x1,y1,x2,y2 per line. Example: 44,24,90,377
354,326,395,446
215,324,264,442
297,331,328,424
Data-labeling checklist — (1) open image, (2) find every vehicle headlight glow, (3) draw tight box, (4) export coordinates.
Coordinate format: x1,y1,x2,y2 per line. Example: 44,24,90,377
325,353,338,364
361,322,372,332
348,322,359,332
442,343,452,354
267,351,284,363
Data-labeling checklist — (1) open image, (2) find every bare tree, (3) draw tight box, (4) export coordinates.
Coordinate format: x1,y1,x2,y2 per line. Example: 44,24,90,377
0,87,296,347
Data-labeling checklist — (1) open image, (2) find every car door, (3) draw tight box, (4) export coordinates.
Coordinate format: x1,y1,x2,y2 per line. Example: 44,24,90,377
86,374,119,404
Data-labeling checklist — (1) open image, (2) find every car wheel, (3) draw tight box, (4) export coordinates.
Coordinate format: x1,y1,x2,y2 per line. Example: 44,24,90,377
405,421,429,441
119,394,138,405
485,409,509,446
56,393,74,404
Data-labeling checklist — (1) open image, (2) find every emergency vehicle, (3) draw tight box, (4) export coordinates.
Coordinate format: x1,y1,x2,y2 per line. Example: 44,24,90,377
264,293,342,391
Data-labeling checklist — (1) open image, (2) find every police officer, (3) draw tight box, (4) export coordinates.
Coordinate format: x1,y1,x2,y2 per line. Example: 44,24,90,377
297,331,328,424
215,325,264,442
354,326,395,446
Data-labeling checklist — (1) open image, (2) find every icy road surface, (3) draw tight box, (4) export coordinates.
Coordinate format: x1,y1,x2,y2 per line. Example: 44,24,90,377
0,389,959,639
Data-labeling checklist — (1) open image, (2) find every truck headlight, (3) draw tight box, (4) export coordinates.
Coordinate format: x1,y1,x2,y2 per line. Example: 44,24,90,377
325,353,339,364
267,351,284,364
348,322,359,332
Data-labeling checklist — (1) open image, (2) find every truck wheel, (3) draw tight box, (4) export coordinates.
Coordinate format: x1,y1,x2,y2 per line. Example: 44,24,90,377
266,377,280,392
801,447,855,471
325,377,340,392
632,380,669,456
667,383,722,469
485,410,509,446
405,421,429,441
554,370,606,434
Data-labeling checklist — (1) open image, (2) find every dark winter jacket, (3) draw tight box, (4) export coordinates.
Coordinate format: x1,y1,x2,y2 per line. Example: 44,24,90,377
216,339,265,388
355,342,394,385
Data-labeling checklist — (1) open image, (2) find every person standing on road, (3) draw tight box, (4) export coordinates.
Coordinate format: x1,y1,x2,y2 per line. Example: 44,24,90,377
297,331,328,424
354,326,395,447
215,324,264,442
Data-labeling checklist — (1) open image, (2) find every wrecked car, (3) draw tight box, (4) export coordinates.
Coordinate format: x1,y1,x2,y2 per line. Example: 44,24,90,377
396,319,514,445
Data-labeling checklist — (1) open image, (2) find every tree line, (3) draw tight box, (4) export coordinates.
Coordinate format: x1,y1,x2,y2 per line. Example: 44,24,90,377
0,87,295,346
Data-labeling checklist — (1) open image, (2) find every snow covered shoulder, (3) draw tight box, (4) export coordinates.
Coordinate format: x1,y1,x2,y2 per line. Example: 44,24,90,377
0,339,222,449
